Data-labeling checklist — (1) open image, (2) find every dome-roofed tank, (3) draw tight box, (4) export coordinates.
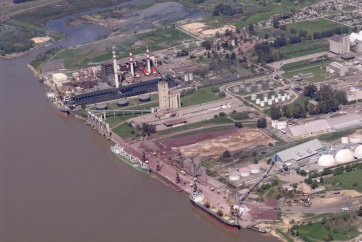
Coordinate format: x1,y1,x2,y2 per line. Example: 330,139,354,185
239,168,250,177
354,145,362,159
139,94,150,102
335,148,355,164
249,164,260,174
95,103,107,110
117,98,128,107
229,171,240,181
318,154,336,167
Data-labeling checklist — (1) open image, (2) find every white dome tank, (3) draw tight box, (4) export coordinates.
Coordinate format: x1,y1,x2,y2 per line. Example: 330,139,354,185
249,164,260,174
349,134,362,144
354,145,362,159
318,154,336,167
341,137,349,144
229,171,240,181
335,148,355,164
240,168,251,177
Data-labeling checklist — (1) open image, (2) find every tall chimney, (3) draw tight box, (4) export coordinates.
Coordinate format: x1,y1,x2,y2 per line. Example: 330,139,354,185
146,46,151,74
112,46,119,88
129,52,134,77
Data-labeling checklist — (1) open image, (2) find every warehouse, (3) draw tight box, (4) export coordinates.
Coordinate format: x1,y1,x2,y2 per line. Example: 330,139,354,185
286,119,331,139
327,113,362,130
275,139,323,163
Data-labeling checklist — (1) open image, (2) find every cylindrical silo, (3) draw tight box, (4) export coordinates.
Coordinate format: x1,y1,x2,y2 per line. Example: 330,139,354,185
268,99,273,105
240,168,251,177
263,92,268,98
249,164,261,174
245,86,251,93
251,94,257,101
263,96,268,102
229,171,240,181
257,84,262,90
281,96,286,102
271,95,275,100
233,86,240,93
256,99,260,104
275,98,279,103
275,89,280,95
260,101,265,107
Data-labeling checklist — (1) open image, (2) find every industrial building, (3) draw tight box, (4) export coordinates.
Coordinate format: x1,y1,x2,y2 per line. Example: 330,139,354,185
329,35,350,55
52,73,68,87
275,139,323,163
157,81,181,111
326,62,348,76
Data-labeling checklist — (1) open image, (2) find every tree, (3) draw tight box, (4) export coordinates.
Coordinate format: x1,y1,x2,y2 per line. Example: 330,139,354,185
270,105,282,120
219,112,226,117
280,25,287,31
231,52,236,60
201,40,212,50
235,122,243,128
257,118,267,128
223,150,231,158
358,206,362,216
272,18,280,28
303,84,317,98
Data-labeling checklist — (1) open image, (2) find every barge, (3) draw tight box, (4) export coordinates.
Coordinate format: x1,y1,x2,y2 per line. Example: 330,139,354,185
111,144,151,174
46,92,70,115
247,225,267,233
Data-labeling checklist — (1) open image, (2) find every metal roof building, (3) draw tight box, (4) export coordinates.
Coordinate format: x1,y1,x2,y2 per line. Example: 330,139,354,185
287,120,331,138
327,113,362,130
276,139,323,163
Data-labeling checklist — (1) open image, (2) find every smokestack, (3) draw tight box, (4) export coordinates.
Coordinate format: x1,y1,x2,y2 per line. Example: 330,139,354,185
146,46,151,74
112,46,119,88
129,52,134,77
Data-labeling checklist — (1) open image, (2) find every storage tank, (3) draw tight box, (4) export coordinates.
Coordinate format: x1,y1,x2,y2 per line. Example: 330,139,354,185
349,134,362,143
239,84,245,89
245,86,252,93
275,89,280,95
281,96,286,102
275,98,279,103
286,94,291,100
354,145,362,159
233,86,240,93
268,99,273,105
240,168,251,177
139,94,150,102
341,137,349,144
260,101,265,107
335,148,355,164
318,154,336,167
184,74,189,82
251,94,257,101
263,96,268,102
229,171,241,181
278,94,282,99
268,82,274,89
262,79,268,84
251,81,256,87
184,42,190,48
95,103,107,110
257,84,262,90
263,92,268,97
256,99,260,104
249,164,260,174
117,98,128,107
271,95,275,100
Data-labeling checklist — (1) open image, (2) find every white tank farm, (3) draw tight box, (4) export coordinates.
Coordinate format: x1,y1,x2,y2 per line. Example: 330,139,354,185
256,99,260,104
318,154,336,167
278,94,282,99
260,101,265,107
349,134,362,144
335,148,355,164
240,168,251,177
286,94,291,100
249,164,261,174
341,137,349,144
229,171,241,181
354,145,362,159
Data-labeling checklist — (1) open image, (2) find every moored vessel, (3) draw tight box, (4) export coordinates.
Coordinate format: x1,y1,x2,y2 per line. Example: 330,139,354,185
190,192,241,230
111,144,151,174
247,225,267,233
46,92,70,115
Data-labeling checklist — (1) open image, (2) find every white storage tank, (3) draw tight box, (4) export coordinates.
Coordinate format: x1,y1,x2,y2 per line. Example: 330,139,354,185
278,94,282,99
251,81,256,87
341,137,349,144
281,96,286,102
349,134,362,144
257,84,262,90
184,74,189,82
318,154,336,167
275,98,279,103
229,171,241,181
262,79,268,84
275,89,280,95
335,148,355,164
354,145,362,159
233,86,240,93
263,96,268,102
268,99,273,105
260,101,265,107
240,168,251,177
271,95,275,100
286,94,291,100
249,164,260,174
256,99,260,104
251,94,257,101
245,86,252,93
189,73,194,81
268,81,274,89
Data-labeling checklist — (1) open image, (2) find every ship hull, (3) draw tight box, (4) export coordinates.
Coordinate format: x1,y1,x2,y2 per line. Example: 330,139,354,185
190,198,240,230
113,153,151,174
47,97,70,115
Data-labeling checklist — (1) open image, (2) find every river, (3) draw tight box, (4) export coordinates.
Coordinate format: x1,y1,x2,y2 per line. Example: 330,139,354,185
0,2,280,242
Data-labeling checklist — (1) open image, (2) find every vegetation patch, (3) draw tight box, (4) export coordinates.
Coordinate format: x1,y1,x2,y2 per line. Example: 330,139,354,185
181,86,225,107
324,168,362,192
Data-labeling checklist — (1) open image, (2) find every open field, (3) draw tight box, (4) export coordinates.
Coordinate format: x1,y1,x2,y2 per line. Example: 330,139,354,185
325,169,362,192
286,18,351,35
283,65,334,83
112,122,135,138
298,222,360,241
278,40,329,59
181,86,224,107
0,0,62,19
281,59,334,71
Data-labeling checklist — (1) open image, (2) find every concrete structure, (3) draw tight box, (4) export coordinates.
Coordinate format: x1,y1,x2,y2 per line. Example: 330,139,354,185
112,46,119,88
169,90,181,110
335,148,354,164
129,52,135,77
239,168,250,177
275,139,323,163
272,120,287,130
146,46,151,74
158,81,169,110
326,62,348,76
229,171,240,181
354,145,362,159
329,35,350,55
52,73,67,87
349,133,362,143
318,154,336,167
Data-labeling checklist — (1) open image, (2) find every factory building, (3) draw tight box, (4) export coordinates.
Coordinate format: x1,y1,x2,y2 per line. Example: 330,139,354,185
52,73,68,87
329,35,350,55
326,62,348,77
286,119,331,139
157,81,181,111
275,139,323,163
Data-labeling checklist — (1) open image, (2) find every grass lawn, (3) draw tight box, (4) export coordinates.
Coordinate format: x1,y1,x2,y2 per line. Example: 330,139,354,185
278,39,329,59
106,112,142,128
275,229,294,242
324,169,362,192
181,86,224,107
281,59,334,71
229,112,250,121
112,122,136,138
283,65,333,83
157,117,234,136
318,127,361,142
286,18,351,35
298,222,360,241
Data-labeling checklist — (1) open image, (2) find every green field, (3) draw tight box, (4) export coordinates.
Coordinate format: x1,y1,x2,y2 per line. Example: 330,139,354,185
112,122,136,138
283,65,333,83
279,42,329,59
298,222,359,241
181,86,224,107
325,169,362,192
286,18,350,35
281,59,333,71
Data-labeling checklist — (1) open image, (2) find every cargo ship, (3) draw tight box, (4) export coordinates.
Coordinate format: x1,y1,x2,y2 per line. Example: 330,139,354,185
111,144,151,174
46,92,70,115
247,225,267,233
190,192,241,230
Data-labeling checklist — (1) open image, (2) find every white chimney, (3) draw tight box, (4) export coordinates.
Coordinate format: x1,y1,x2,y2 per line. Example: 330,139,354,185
129,52,134,77
112,46,119,88
146,46,151,74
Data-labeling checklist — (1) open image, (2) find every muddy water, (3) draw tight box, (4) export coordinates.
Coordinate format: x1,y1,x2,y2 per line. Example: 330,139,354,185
0,2,280,242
